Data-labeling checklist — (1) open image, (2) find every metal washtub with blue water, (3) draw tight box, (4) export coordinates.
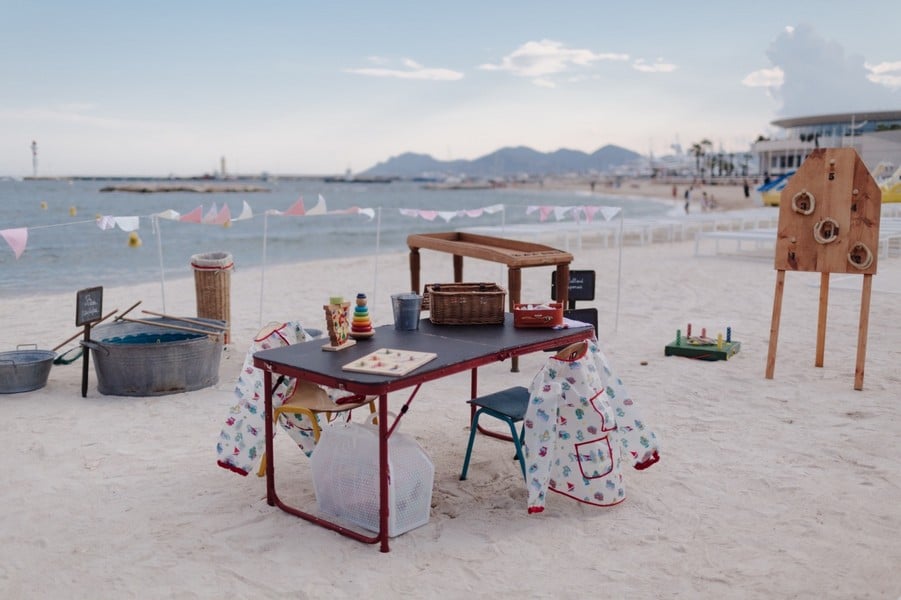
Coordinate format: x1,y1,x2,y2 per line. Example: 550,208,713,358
82,317,225,396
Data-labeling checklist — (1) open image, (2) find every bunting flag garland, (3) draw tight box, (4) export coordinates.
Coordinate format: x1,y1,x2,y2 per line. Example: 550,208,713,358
3,200,622,265
1,227,28,259
397,203,505,222
525,204,622,223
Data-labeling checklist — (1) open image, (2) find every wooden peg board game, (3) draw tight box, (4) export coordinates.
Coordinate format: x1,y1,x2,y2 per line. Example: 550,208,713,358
774,147,881,274
766,147,881,390
665,336,740,361
342,348,438,376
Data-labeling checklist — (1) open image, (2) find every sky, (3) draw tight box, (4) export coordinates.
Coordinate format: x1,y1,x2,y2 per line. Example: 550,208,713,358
2,1,900,178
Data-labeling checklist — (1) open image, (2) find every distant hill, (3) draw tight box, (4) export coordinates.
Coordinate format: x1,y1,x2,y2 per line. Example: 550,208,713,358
361,145,641,179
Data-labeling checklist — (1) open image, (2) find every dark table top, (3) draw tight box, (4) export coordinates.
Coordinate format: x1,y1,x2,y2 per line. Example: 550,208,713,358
253,314,592,395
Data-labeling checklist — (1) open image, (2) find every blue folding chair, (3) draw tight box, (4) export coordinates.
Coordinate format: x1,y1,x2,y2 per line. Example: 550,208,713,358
460,386,530,481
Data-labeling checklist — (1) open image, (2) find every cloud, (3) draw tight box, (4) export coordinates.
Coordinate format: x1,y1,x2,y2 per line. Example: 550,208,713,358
741,67,784,87
865,61,901,89
632,58,677,73
344,57,463,81
478,39,628,82
0,105,164,131
742,23,898,116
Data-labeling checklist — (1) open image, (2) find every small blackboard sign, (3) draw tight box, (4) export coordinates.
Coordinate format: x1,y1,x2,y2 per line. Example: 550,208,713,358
76,286,104,326
551,270,596,302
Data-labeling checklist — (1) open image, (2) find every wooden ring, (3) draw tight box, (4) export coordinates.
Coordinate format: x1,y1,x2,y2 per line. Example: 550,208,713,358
847,242,874,270
791,189,815,215
813,217,840,244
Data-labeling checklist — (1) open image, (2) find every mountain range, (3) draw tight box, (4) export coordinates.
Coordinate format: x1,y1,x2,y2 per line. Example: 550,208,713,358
361,144,642,179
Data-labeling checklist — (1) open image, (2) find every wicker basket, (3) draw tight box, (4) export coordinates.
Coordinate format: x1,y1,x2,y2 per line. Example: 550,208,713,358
191,252,233,343
426,282,506,325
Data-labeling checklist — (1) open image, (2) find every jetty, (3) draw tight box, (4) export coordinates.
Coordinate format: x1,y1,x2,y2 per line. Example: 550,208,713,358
99,184,270,193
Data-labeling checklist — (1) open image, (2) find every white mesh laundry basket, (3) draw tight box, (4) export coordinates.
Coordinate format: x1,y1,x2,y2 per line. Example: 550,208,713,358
311,419,434,537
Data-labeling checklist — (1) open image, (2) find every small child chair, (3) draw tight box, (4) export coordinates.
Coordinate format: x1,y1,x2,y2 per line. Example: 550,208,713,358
459,385,530,481
257,381,375,476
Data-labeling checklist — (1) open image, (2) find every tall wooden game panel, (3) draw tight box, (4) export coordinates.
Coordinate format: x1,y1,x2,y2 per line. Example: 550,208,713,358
766,148,881,390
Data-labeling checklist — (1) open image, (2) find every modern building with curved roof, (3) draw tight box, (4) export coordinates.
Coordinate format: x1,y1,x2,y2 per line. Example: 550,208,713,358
753,110,901,178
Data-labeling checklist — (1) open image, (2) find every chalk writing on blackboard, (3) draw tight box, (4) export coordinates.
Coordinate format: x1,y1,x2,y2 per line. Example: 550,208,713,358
76,286,104,326
551,270,596,302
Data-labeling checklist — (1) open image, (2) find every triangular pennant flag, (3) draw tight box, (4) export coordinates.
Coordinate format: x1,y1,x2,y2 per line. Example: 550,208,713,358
418,210,438,221
538,206,554,222
306,194,327,215
581,206,599,223
463,208,484,218
1,227,28,259
483,204,504,214
215,204,231,225
154,209,181,221
283,197,306,216
180,206,203,223
438,211,458,222
202,203,219,224
357,207,375,220
599,206,622,222
233,200,253,221
114,216,141,232
399,208,419,218
96,215,117,230
553,206,571,221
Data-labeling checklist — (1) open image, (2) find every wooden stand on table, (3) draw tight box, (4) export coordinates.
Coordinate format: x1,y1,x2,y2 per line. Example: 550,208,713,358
765,148,881,391
322,300,356,352
407,232,573,372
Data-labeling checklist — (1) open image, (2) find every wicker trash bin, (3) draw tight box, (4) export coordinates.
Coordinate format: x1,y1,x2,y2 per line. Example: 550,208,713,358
191,251,233,343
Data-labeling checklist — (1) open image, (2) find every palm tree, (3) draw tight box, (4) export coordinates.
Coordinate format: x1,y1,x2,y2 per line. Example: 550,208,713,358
688,139,713,179
688,143,704,178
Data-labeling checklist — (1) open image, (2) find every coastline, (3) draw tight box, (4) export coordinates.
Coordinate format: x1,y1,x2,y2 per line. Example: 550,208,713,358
2,234,900,597
514,176,759,212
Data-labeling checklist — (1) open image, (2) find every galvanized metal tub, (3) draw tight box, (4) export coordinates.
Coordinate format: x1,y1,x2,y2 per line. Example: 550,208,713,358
83,317,224,396
0,348,55,394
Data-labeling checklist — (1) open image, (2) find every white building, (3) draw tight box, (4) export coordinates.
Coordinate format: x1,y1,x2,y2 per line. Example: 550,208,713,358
752,110,901,179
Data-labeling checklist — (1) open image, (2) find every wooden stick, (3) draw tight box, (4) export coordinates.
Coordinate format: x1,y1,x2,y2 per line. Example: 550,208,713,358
815,272,830,367
53,309,118,351
140,309,228,331
765,270,785,380
854,274,873,391
118,316,222,338
115,300,143,321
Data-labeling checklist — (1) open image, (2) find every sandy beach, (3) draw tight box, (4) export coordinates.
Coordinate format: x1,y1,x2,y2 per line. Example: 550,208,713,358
525,177,760,212
2,195,900,598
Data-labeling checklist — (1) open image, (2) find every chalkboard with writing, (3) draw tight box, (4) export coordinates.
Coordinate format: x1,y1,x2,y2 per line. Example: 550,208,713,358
551,270,595,302
76,286,104,326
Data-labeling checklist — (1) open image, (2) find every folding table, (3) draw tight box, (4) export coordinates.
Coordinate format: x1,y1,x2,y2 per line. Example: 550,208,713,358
253,314,593,552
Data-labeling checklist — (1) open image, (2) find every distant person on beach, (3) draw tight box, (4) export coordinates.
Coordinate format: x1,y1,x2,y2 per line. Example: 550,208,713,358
684,187,692,214
743,178,750,198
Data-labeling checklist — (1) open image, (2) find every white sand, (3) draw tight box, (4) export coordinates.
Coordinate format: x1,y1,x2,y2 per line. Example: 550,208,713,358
2,234,900,599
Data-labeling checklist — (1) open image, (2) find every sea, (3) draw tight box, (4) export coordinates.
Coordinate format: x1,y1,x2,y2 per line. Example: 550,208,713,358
0,178,675,298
